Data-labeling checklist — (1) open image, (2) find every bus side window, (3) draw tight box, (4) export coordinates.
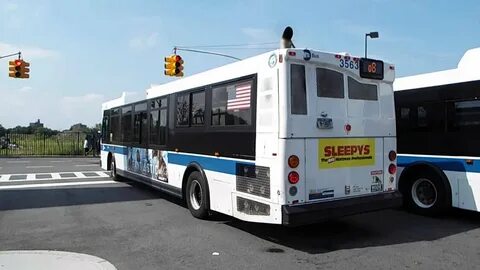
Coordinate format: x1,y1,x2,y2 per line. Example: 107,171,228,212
121,105,133,143
191,91,205,126
447,100,480,132
176,93,190,127
290,64,307,115
150,97,167,145
211,80,253,126
110,108,121,143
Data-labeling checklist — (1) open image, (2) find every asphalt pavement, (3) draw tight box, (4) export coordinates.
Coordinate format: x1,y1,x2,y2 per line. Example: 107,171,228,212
1,158,479,270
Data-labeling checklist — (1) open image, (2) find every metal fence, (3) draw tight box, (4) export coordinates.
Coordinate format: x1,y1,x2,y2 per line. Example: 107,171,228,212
0,132,87,156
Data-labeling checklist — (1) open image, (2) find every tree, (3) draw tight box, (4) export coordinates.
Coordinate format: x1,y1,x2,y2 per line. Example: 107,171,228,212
69,123,90,133
0,124,5,137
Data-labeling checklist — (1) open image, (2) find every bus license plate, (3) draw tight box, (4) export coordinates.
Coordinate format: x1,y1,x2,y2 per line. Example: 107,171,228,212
317,118,333,129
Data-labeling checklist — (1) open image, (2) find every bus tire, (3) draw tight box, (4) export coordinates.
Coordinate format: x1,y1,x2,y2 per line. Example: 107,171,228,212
110,157,122,182
186,171,209,219
402,169,449,216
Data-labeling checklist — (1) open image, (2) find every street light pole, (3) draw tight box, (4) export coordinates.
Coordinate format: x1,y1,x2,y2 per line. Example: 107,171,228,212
364,32,379,58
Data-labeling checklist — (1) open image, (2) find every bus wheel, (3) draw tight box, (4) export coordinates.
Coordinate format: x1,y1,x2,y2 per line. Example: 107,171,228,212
110,158,122,182
186,171,209,219
404,170,448,216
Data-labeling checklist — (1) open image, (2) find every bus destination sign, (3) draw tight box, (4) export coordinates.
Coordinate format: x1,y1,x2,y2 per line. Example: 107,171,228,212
359,58,384,80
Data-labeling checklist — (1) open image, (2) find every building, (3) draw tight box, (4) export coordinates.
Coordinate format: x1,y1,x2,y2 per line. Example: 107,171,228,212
29,119,44,129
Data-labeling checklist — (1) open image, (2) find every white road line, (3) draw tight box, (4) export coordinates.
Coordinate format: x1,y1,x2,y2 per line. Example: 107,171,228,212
50,160,70,163
0,180,118,190
75,164,99,167
98,172,110,177
2,171,107,177
6,161,30,164
26,166,54,169
74,172,87,178
0,171,109,182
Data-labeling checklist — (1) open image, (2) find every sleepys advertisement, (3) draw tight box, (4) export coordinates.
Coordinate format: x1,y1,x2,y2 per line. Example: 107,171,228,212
318,138,375,169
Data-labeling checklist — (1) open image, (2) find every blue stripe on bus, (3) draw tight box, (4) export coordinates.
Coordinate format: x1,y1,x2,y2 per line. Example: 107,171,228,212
397,155,480,173
168,152,254,175
101,144,255,175
101,144,128,155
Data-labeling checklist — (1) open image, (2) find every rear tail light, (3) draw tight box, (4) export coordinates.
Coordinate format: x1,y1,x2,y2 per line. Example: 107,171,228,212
288,155,299,168
288,171,299,184
388,150,397,161
388,164,397,174
288,51,296,56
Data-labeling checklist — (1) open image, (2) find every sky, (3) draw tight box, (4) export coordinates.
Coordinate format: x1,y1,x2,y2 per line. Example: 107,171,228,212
0,0,479,130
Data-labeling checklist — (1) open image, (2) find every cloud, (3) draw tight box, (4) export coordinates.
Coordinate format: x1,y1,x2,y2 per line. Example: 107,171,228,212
0,42,59,59
128,32,159,49
241,27,277,42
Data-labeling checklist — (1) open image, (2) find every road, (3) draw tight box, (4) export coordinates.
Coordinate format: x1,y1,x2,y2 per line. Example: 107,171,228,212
1,158,479,269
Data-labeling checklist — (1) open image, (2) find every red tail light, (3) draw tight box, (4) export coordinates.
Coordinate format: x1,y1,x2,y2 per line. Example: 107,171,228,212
288,171,299,184
388,150,397,161
388,164,397,174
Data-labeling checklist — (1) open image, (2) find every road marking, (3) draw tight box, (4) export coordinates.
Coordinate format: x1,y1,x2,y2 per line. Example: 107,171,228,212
75,164,99,167
0,180,118,190
26,166,54,169
50,160,70,163
6,161,30,164
0,171,109,182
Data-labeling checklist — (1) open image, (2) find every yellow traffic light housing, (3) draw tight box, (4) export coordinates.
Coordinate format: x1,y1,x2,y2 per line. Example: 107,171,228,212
164,54,184,77
8,59,30,79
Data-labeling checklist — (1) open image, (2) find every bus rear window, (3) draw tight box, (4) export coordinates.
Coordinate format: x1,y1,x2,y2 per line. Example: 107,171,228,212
290,64,307,115
317,68,344,98
348,77,378,100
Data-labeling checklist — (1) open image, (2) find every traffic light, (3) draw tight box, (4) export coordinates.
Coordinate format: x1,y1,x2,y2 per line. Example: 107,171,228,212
8,59,30,79
164,54,184,77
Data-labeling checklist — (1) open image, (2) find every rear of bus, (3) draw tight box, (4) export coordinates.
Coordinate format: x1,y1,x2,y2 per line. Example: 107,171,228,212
279,49,402,226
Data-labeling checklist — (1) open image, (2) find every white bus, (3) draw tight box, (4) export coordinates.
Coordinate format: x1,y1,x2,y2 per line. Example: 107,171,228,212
394,47,480,215
100,48,401,226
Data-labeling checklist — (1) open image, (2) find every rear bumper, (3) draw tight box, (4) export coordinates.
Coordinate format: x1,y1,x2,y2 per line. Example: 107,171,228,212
282,191,402,226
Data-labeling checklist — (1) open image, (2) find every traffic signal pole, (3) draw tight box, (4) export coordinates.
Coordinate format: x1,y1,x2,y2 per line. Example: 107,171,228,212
174,47,241,61
0,51,21,60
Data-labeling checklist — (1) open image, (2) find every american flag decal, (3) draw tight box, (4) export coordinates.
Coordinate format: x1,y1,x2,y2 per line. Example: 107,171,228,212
227,82,251,110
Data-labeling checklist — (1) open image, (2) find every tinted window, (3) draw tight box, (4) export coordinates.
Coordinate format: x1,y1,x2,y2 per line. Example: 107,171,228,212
290,64,307,115
133,102,148,144
150,98,167,146
191,91,205,126
102,111,110,143
121,105,132,142
110,109,121,143
135,102,147,112
150,98,167,109
317,68,344,98
211,80,252,126
448,100,480,132
150,110,159,144
176,93,190,126
348,77,378,100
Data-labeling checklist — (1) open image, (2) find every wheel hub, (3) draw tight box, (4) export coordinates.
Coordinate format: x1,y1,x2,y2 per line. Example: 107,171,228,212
411,178,437,208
